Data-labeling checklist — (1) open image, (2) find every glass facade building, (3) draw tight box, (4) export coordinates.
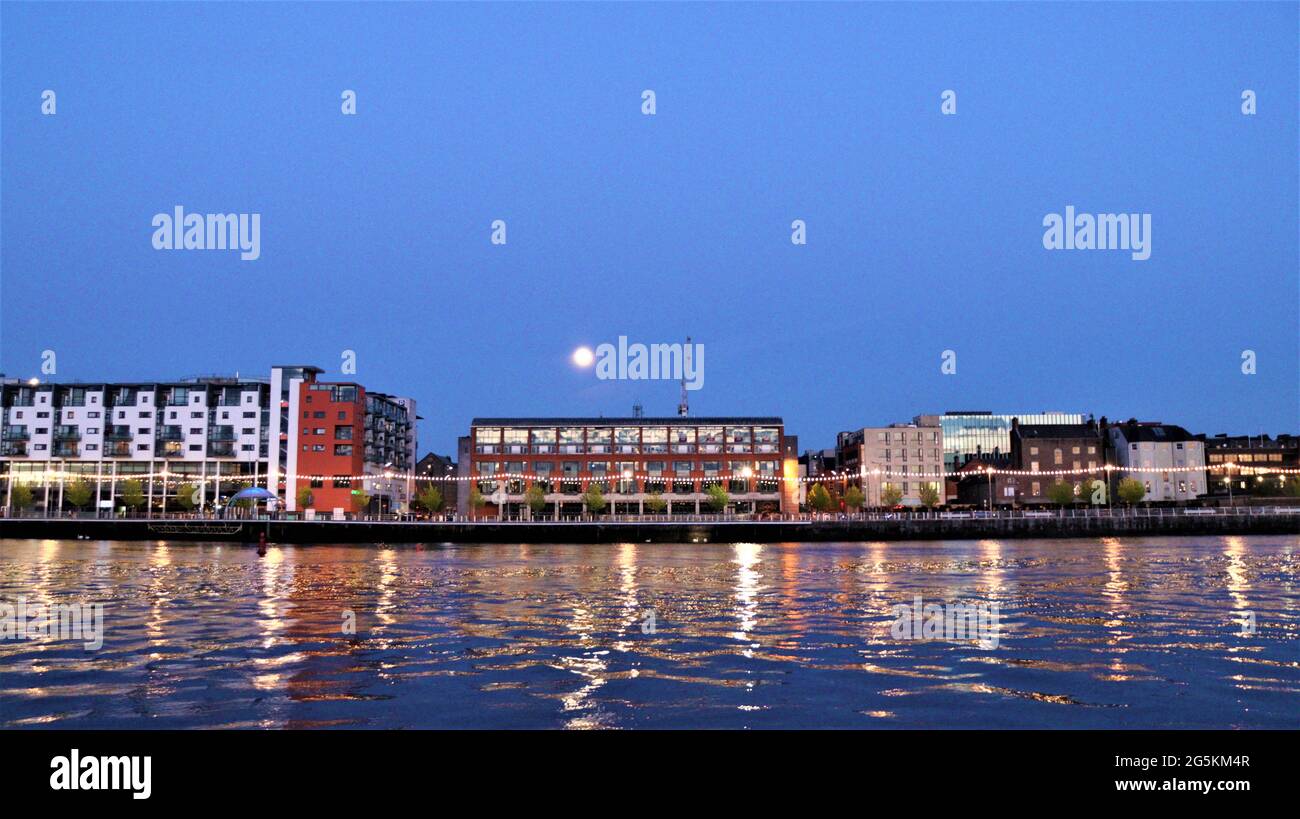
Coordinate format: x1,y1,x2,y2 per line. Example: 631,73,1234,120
917,411,1085,470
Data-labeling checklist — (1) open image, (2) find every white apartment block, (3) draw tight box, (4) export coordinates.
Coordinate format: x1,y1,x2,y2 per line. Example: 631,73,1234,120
1,364,417,515
1106,422,1207,502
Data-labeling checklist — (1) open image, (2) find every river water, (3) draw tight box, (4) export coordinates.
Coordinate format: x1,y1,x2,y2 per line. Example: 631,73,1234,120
1,536,1296,729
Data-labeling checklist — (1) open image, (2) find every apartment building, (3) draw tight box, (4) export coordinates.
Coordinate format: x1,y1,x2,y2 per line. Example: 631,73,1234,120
415,452,457,511
1009,417,1106,504
268,366,417,515
0,375,269,513
1203,433,1299,497
461,416,798,516
836,422,945,507
1,365,417,515
1106,420,1206,502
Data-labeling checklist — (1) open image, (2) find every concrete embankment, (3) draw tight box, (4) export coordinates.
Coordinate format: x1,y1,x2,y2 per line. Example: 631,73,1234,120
2,512,1297,544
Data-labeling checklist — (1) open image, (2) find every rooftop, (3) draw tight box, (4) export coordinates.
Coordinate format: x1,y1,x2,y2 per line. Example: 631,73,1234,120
1013,423,1101,439
1111,422,1199,443
471,416,783,427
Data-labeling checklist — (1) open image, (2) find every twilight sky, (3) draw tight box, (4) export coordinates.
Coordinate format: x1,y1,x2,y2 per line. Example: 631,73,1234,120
2,2,1296,456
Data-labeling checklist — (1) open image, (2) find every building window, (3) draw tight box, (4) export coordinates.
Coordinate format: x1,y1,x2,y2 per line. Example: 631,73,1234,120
587,428,611,454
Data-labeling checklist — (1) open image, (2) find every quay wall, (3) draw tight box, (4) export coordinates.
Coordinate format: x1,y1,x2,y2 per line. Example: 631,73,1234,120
2,513,1297,544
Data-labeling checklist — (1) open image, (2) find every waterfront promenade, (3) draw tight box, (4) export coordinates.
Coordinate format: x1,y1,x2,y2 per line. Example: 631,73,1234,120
2,506,1297,544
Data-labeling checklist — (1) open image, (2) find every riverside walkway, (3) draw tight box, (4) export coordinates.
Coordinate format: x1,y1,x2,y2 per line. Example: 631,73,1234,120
2,506,1297,544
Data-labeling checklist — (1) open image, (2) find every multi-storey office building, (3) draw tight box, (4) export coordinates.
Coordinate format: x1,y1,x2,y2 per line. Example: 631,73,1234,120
1202,433,1299,497
836,422,945,507
1009,418,1106,504
462,417,798,516
1106,421,1206,502
1,365,417,515
916,411,1085,471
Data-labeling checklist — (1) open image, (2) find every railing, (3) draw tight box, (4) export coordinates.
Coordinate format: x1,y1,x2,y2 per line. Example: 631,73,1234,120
4,506,1299,524
454,506,1300,523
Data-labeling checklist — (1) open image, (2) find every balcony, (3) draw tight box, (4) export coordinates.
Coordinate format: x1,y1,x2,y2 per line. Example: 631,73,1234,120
1,442,28,456
53,426,81,441
2,429,30,441
207,442,236,457
54,444,80,457
106,426,133,441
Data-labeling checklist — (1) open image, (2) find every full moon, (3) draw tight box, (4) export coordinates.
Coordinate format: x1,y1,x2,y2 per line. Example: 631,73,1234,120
572,346,595,367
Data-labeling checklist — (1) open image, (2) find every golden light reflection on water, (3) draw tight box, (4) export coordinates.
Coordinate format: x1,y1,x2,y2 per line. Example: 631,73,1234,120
608,543,642,657
0,536,1297,728
1223,536,1253,638
730,543,762,650
1101,537,1129,639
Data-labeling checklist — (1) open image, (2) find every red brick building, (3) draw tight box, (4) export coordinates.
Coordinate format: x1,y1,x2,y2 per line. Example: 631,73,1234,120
268,366,418,516
461,416,798,517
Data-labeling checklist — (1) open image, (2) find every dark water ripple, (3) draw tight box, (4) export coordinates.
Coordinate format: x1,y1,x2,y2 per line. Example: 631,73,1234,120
0,536,1297,728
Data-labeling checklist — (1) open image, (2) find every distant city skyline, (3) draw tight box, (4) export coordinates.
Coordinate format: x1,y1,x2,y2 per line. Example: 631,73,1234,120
3,2,1296,456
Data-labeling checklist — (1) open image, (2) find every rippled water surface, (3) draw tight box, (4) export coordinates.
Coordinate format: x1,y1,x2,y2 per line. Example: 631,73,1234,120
1,536,1297,728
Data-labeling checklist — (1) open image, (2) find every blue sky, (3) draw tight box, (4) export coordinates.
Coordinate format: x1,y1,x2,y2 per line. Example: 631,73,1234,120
2,1,1296,456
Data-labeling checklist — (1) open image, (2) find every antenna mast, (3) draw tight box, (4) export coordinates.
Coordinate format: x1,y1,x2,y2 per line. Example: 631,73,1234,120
677,335,691,417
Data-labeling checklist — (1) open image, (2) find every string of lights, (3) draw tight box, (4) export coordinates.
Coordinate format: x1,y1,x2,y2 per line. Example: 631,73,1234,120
6,462,1298,485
